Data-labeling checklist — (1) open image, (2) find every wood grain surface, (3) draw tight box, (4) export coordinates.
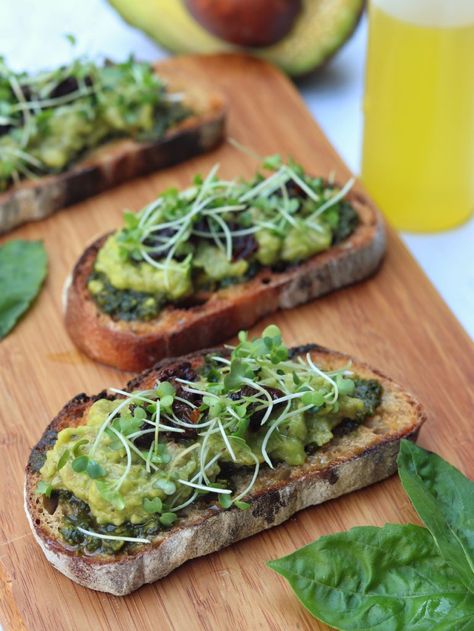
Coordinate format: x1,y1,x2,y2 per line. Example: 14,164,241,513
0,54,472,631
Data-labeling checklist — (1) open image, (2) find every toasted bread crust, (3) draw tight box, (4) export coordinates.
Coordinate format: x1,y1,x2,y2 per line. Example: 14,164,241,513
65,192,385,371
0,73,226,234
24,344,425,595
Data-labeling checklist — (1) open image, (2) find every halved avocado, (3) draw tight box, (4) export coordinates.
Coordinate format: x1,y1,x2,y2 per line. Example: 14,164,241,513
108,0,364,78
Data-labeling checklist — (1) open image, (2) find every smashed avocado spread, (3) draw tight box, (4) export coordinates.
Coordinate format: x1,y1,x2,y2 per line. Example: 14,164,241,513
0,54,189,191
36,326,382,555
88,156,359,321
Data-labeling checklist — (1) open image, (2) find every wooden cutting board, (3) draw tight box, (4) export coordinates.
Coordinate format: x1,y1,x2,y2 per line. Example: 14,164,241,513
0,54,472,631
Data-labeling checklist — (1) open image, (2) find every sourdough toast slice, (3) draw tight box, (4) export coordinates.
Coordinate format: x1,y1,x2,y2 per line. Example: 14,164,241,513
0,68,226,234
25,343,425,596
65,190,385,372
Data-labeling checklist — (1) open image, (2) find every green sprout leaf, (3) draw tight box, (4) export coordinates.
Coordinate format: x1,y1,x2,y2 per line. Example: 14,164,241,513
35,480,53,497
114,414,142,437
263,154,282,170
86,459,106,479
336,376,354,396
237,330,248,343
123,210,140,230
224,358,255,391
143,497,163,514
159,512,177,527
232,416,250,438
71,455,89,473
0,240,47,339
57,449,70,471
235,500,250,511
151,444,171,465
156,381,175,398
160,395,174,409
133,406,147,420
261,324,281,342
71,438,89,457
219,494,233,509
153,479,176,495
301,391,325,407
154,382,175,411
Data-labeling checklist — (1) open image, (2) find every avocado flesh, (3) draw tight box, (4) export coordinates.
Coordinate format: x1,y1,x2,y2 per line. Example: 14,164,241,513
108,0,364,78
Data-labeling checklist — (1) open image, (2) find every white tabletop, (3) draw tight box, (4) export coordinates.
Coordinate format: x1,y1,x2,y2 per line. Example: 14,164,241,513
2,0,473,339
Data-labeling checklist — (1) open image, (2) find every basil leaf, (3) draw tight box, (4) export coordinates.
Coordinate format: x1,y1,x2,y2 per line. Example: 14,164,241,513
0,240,47,338
268,524,474,631
155,381,175,398
398,440,474,591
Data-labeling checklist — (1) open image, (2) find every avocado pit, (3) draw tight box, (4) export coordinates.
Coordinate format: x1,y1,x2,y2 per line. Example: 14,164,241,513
184,0,302,47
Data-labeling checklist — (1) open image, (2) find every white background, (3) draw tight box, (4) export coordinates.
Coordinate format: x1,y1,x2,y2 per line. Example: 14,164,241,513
1,0,473,339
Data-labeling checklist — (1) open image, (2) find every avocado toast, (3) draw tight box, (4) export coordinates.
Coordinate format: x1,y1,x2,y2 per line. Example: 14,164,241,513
0,55,225,233
65,156,385,371
25,325,425,595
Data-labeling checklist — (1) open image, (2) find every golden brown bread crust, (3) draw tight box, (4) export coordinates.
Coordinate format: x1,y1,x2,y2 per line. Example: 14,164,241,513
24,343,425,595
0,72,226,234
64,191,385,371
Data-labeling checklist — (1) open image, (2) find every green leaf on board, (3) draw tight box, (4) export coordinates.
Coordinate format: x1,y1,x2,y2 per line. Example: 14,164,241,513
0,240,47,339
269,524,474,631
398,439,474,591
269,442,474,629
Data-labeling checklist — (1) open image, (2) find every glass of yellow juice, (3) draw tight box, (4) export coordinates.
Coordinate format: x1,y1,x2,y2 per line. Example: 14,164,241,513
361,0,474,232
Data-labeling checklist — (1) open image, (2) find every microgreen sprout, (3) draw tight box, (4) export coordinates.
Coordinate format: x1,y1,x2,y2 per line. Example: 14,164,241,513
76,526,151,545
108,426,132,490
177,479,232,494
309,177,355,219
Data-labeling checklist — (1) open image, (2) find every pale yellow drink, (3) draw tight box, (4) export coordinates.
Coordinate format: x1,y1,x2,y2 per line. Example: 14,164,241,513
362,0,474,231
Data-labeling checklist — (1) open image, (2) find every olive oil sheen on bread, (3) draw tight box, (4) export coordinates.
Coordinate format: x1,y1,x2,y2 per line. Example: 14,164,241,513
362,0,474,232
